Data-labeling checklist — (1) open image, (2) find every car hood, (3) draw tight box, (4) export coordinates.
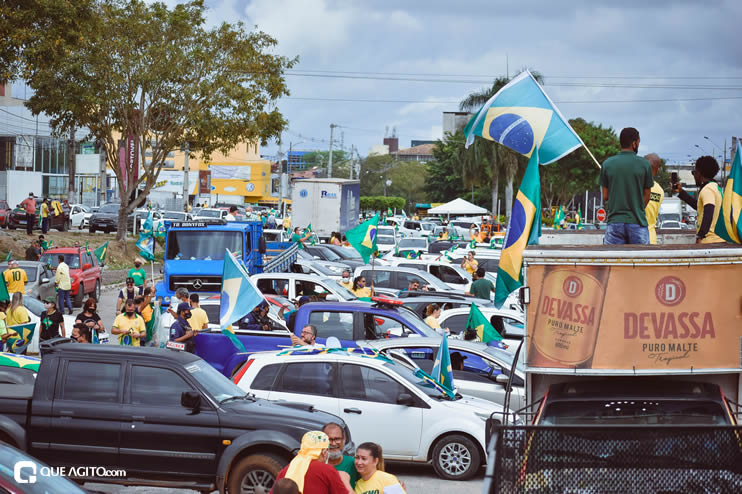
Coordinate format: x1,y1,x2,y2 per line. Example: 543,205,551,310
165,260,224,276
220,397,346,438
441,393,506,415
90,212,118,220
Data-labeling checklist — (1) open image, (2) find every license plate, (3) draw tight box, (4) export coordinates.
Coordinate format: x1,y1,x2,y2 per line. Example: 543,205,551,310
166,341,185,351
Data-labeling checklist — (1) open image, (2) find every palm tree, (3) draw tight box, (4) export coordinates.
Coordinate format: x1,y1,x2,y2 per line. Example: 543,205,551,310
460,71,543,221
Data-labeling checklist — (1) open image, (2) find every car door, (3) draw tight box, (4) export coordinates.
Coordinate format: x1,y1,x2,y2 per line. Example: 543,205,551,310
47,359,123,468
119,363,220,478
81,251,94,294
306,310,355,346
439,313,470,336
37,265,55,301
266,361,340,417
337,363,423,458
395,271,429,291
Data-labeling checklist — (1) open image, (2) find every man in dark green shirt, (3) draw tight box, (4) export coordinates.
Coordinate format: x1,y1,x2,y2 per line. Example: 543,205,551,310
599,127,653,244
323,423,360,488
466,267,494,300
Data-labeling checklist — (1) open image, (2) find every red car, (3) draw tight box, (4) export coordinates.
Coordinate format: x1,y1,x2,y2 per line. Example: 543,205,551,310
0,200,10,227
40,247,102,306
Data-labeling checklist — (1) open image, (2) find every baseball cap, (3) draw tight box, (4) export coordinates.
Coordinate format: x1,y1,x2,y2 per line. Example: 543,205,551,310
43,296,56,304
177,302,192,313
126,277,135,284
298,296,311,305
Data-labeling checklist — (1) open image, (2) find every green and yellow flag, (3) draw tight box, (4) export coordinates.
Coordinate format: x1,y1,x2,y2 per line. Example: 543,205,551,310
721,141,742,244
3,251,10,262
431,333,455,400
94,241,109,265
0,269,9,302
5,323,36,354
345,214,379,264
465,303,504,345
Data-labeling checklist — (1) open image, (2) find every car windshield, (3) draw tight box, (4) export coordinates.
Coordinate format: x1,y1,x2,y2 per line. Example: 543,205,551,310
321,278,356,300
166,231,242,260
377,227,395,236
377,235,395,245
484,345,524,374
420,223,435,231
98,204,119,214
41,253,80,269
540,399,730,425
164,212,187,221
331,246,362,260
399,238,426,249
416,272,453,292
197,209,222,218
382,360,453,400
309,246,341,261
24,297,45,316
184,359,247,402
396,306,439,337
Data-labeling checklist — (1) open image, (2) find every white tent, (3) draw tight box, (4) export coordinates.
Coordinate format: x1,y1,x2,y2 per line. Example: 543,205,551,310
427,198,488,215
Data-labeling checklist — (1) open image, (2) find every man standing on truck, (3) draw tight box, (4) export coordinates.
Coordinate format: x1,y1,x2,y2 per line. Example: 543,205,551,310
674,155,725,243
291,227,311,250
20,193,36,236
169,302,197,352
600,127,654,244
644,153,665,245
188,293,209,330
239,301,272,331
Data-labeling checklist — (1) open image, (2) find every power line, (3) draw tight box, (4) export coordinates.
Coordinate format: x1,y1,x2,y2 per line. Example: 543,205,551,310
286,95,742,104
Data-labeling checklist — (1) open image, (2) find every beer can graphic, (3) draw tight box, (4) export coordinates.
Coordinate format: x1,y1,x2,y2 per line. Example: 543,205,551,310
529,265,611,368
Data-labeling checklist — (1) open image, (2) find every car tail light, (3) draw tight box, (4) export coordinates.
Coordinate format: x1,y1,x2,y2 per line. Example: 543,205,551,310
232,359,254,384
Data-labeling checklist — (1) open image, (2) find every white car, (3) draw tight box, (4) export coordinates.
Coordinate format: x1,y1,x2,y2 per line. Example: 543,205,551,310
69,204,92,229
392,236,429,254
438,306,524,347
251,272,356,302
23,296,87,354
387,258,472,290
353,265,456,297
155,211,191,231
235,349,512,480
192,208,227,222
376,226,397,253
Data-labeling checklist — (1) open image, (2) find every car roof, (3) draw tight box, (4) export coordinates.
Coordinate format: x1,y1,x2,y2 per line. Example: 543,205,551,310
40,247,82,254
247,347,395,366
547,379,723,402
440,306,522,318
45,341,201,364
0,261,47,267
252,272,333,281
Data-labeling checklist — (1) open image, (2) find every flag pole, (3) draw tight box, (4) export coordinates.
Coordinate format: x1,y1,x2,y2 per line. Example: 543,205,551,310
582,144,602,169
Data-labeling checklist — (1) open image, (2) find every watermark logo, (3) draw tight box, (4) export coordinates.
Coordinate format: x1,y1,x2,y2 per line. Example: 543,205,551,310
562,275,583,298
655,276,686,307
14,461,36,483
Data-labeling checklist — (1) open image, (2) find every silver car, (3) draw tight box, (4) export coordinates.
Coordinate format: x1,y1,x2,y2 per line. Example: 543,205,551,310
367,337,526,412
0,261,56,301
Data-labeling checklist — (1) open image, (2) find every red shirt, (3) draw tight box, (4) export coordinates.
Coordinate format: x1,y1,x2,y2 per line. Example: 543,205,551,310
20,197,36,214
272,460,347,494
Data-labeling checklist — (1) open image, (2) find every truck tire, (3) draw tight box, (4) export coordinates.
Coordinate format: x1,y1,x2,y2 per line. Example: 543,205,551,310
94,280,101,300
431,434,481,481
89,226,96,233
74,283,84,307
227,453,283,494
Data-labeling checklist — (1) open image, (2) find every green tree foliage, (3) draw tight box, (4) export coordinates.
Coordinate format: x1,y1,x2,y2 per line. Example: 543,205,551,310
4,0,295,242
359,196,405,213
541,118,619,209
299,150,352,178
359,155,429,212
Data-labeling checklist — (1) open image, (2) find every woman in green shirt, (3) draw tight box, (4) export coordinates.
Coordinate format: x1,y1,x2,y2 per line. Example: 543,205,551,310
128,258,147,288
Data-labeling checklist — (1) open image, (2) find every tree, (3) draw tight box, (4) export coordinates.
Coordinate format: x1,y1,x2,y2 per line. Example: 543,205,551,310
358,155,429,210
300,150,352,178
4,0,295,242
541,118,618,209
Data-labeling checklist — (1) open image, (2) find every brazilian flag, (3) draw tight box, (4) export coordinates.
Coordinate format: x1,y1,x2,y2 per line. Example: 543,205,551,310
345,214,379,264
465,303,503,344
94,241,108,265
721,140,742,244
5,323,36,354
431,333,455,399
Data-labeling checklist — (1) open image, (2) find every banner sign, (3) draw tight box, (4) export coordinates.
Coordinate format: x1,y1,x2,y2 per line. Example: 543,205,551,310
526,264,742,370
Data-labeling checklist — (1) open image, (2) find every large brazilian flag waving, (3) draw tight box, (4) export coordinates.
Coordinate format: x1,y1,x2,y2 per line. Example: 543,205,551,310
464,70,584,307
721,141,742,244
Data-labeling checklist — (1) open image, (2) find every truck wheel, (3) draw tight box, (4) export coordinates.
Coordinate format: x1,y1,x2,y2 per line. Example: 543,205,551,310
432,434,481,481
74,283,84,307
227,453,283,494
89,226,96,233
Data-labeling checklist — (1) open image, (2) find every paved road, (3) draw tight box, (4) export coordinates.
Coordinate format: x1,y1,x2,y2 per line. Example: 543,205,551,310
95,290,484,493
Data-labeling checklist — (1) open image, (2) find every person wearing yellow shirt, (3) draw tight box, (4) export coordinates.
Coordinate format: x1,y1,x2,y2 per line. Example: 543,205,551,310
460,250,478,275
350,276,374,298
4,261,28,294
188,293,209,330
54,254,73,315
5,293,30,345
339,269,353,291
40,198,50,234
354,442,405,494
112,299,146,346
674,156,724,244
644,153,665,245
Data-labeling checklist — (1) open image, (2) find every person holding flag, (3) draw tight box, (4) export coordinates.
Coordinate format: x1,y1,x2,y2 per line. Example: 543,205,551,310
674,155,725,243
290,227,311,250
576,206,583,230
464,303,507,348
219,248,264,352
345,213,379,264
553,206,565,230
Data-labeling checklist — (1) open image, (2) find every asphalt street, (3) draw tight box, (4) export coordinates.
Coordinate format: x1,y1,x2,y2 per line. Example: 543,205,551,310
94,288,485,493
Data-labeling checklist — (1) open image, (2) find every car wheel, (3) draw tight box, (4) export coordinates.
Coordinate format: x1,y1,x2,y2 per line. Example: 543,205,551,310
74,283,84,307
432,434,481,481
8,225,14,230
227,453,284,494
89,226,96,233
94,280,101,300
58,220,69,232
105,227,112,234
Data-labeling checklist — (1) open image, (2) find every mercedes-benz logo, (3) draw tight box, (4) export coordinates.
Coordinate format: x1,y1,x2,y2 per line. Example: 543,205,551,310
192,279,203,290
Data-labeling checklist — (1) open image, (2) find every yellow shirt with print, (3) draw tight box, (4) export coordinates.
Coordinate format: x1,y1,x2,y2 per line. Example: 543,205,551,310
697,182,724,244
4,268,28,293
352,286,372,298
6,306,30,328
113,313,146,346
645,181,664,245
354,470,405,494
189,307,209,330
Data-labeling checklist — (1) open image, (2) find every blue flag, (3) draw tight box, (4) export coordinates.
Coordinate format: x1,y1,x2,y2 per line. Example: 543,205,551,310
136,211,155,261
464,70,582,165
431,333,455,400
219,249,264,351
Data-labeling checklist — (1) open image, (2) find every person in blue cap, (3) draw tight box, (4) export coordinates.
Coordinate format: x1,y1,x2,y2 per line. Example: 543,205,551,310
169,302,196,352
239,301,272,331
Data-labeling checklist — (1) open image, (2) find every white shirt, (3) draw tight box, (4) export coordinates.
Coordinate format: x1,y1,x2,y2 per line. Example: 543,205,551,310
225,213,236,221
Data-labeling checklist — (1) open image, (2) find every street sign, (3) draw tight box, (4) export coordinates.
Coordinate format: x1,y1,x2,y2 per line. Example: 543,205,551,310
596,207,607,222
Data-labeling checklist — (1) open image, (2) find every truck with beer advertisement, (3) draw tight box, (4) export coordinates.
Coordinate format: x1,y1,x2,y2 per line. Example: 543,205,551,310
485,244,742,493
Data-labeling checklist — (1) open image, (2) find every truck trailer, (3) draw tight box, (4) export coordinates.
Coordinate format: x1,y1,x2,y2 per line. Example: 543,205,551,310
290,178,360,240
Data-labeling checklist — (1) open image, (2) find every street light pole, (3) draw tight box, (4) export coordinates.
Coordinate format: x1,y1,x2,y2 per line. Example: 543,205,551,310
328,124,336,178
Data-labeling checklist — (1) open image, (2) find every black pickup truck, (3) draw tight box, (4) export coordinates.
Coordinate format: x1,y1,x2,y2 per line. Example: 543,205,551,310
0,340,349,493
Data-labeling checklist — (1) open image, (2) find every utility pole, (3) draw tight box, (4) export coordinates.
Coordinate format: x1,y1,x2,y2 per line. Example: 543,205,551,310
278,136,284,210
67,126,76,203
328,124,336,178
98,140,107,206
349,145,354,180
183,142,190,211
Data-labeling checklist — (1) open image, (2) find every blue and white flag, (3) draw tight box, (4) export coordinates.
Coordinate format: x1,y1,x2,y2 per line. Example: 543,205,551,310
219,249,264,350
431,333,455,400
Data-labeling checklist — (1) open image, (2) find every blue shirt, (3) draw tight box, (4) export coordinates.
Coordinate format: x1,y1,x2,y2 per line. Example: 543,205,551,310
169,317,191,341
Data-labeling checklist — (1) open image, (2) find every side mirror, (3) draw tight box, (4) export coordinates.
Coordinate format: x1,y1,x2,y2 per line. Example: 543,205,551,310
495,373,510,386
397,392,416,407
325,294,338,301
181,391,201,411
258,236,267,254
40,278,50,284
83,263,92,270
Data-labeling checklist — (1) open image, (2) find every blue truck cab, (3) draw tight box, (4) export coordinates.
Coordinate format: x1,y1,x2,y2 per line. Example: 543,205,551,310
155,220,296,307
196,299,441,377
